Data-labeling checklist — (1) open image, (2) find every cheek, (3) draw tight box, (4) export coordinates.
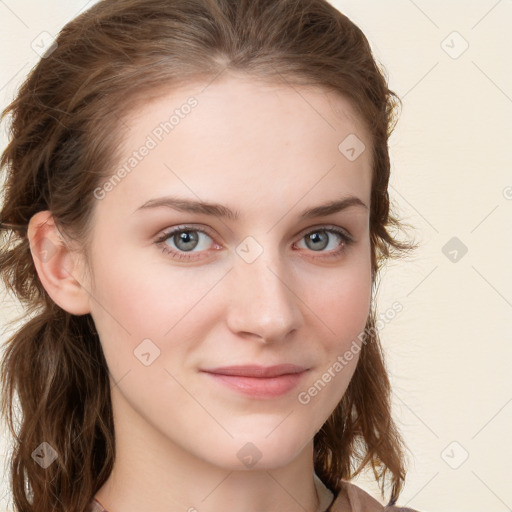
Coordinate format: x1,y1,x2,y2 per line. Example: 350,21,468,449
86,247,226,371
305,252,372,347
87,238,183,330
292,266,371,439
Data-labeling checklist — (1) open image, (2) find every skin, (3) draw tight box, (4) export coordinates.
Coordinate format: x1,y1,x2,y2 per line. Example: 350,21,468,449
28,71,373,512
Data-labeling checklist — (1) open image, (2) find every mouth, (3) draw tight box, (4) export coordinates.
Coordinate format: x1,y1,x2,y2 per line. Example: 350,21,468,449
200,364,309,398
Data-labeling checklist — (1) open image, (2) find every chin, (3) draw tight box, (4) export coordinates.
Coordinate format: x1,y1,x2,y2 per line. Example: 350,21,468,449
202,433,311,472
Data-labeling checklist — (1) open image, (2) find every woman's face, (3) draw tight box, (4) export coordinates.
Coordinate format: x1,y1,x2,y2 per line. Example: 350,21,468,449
83,72,372,470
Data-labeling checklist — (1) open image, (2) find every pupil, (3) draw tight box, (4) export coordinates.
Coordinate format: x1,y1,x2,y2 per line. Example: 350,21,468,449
308,231,327,250
176,231,198,251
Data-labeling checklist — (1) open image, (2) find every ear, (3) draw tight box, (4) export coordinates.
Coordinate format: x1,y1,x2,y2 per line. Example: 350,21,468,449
27,210,91,315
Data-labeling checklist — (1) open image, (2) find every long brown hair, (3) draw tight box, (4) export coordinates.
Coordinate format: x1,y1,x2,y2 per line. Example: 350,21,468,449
0,1,417,510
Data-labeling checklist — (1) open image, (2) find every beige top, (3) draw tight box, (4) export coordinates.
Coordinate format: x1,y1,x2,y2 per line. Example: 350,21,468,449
89,474,419,512
315,475,419,511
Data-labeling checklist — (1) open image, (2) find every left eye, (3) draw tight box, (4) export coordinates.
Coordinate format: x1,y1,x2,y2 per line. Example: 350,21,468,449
296,228,351,253
154,225,353,261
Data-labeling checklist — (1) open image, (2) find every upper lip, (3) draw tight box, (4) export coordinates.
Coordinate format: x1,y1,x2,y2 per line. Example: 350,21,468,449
201,364,307,378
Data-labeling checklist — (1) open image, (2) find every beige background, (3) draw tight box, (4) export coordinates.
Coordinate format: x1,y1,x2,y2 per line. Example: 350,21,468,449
1,1,511,511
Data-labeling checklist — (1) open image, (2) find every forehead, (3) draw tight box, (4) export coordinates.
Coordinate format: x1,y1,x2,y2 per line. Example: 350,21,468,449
98,72,372,219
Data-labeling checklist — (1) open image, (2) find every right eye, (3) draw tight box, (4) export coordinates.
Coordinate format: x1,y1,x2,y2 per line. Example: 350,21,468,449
154,225,221,261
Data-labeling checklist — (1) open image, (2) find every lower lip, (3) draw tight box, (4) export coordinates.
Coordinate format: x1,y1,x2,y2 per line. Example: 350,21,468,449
202,371,307,398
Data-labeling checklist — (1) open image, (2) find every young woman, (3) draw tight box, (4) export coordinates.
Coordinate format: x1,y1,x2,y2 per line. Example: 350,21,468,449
0,1,419,511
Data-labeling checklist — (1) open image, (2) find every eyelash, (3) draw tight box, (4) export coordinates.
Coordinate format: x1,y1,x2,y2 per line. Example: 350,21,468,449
154,224,354,262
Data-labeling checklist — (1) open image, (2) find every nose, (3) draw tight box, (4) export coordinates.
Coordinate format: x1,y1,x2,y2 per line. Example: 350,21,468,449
225,246,304,344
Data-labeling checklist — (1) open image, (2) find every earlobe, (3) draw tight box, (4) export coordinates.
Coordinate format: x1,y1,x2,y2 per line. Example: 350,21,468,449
27,211,91,315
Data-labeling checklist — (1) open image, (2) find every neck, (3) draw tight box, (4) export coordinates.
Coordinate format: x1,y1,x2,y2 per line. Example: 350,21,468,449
94,388,325,512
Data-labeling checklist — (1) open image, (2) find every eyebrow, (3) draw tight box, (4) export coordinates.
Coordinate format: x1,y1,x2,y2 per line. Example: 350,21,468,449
134,195,368,220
